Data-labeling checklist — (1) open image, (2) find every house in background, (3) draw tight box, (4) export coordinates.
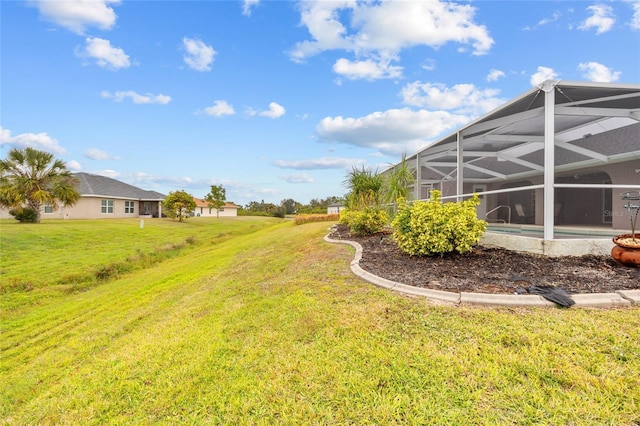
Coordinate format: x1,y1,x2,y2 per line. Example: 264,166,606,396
1,172,166,220
192,197,239,217
327,202,346,214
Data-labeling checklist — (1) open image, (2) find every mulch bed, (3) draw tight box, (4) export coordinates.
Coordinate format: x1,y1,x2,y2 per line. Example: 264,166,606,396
328,225,640,295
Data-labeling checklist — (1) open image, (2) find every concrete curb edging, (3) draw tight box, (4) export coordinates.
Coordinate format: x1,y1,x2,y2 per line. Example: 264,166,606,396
324,234,637,308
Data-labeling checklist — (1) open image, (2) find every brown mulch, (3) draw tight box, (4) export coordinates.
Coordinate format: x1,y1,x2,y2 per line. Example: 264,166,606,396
329,224,640,295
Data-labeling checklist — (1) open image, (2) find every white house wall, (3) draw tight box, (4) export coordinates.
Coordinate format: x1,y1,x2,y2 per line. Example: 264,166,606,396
193,206,238,217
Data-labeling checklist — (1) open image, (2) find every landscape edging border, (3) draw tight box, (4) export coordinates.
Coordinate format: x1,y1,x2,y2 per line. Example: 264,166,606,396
324,234,636,308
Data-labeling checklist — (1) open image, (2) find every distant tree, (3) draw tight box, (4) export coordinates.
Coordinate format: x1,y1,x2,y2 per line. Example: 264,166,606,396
0,147,80,223
204,184,226,218
240,199,283,217
297,196,343,214
162,190,196,222
280,198,300,215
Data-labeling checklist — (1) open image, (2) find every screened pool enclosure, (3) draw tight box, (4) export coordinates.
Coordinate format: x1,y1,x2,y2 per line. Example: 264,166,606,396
382,80,640,244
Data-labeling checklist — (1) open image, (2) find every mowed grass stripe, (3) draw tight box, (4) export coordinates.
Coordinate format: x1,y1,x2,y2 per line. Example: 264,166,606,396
1,220,640,424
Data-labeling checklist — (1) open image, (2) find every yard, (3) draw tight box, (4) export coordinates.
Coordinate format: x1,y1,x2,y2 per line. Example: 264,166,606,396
1,218,639,424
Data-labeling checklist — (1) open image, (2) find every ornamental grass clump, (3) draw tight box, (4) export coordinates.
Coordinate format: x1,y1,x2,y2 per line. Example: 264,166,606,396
392,190,487,256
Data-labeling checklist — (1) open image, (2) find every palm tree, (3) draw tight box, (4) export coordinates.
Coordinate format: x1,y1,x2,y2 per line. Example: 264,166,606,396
343,165,383,210
0,147,80,222
383,153,415,205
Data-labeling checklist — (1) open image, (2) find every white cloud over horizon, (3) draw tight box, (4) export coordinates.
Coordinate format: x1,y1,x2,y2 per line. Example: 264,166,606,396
316,108,470,156
628,0,640,30
101,90,171,104
33,0,120,34
290,0,494,80
578,61,622,82
530,66,559,86
78,37,130,70
182,37,216,71
85,148,120,160
66,160,82,171
400,82,505,116
0,126,66,155
579,4,615,34
204,100,236,117
274,157,364,170
487,69,506,82
333,57,403,81
247,102,286,118
242,0,260,16
279,173,314,183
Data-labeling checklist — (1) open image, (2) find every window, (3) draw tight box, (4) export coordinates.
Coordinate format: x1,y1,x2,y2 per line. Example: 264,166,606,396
44,204,53,214
125,200,135,214
101,199,114,214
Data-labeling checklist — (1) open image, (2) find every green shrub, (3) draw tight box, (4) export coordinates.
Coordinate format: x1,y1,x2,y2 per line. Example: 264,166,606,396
9,207,39,223
392,191,486,256
340,207,389,236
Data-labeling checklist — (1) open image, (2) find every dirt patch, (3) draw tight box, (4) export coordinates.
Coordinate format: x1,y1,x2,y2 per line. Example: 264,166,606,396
329,225,640,295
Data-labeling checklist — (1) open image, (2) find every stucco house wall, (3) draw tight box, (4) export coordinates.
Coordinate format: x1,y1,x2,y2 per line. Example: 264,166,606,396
193,198,239,217
41,197,143,220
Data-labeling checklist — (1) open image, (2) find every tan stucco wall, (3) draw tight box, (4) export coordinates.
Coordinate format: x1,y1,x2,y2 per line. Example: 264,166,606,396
44,197,143,219
193,206,238,217
0,197,157,220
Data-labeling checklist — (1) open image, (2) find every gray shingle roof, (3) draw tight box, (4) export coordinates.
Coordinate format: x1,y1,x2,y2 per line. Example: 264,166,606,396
74,173,165,200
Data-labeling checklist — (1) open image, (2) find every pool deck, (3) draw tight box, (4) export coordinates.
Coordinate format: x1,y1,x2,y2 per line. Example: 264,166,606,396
483,224,628,257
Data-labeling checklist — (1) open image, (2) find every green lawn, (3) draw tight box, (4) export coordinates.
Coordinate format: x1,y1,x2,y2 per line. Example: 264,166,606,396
1,218,639,425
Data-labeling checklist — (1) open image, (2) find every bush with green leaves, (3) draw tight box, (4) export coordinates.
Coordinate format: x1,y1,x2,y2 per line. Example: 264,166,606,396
9,207,39,223
340,207,389,236
392,190,487,256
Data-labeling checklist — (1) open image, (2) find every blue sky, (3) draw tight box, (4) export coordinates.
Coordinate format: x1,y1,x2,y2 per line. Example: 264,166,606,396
2,0,639,206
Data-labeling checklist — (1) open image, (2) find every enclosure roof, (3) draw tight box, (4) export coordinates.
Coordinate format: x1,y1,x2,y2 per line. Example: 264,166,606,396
393,80,640,184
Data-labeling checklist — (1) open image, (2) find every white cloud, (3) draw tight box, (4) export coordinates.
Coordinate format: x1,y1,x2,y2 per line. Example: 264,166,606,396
0,126,66,154
274,157,364,170
66,160,82,171
34,0,120,34
333,57,402,80
579,4,615,34
78,37,130,70
421,58,436,71
626,0,640,30
85,148,120,160
530,66,559,87
249,102,286,119
94,169,121,179
101,90,171,104
204,100,235,117
182,37,216,71
523,11,562,31
279,173,314,183
242,0,260,16
578,61,621,82
486,69,505,82
316,108,470,156
290,0,494,76
400,82,504,116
